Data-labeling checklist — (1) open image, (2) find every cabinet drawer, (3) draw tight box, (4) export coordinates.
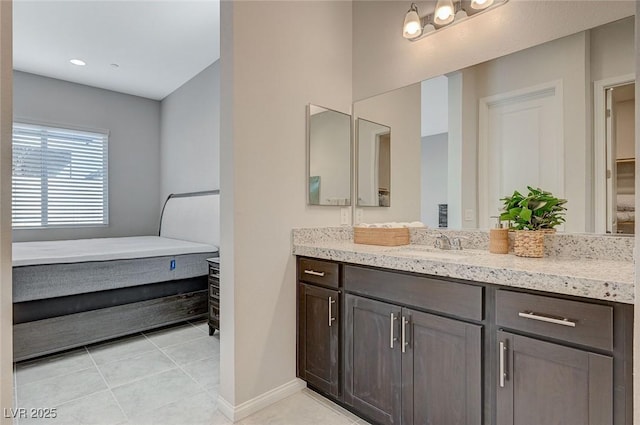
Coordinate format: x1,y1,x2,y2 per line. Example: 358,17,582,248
496,290,613,351
209,265,220,278
298,258,339,289
344,265,483,321
209,284,220,299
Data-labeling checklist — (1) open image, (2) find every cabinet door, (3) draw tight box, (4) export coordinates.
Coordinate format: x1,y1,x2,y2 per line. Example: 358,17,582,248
298,283,340,397
497,331,613,425
344,294,402,425
402,309,482,425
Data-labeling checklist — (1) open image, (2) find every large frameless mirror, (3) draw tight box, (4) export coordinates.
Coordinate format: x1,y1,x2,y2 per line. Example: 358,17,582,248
307,104,352,206
356,118,391,207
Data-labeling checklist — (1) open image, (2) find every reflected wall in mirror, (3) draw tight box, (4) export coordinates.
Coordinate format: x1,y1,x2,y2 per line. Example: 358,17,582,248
307,104,352,206
353,16,635,234
357,118,391,207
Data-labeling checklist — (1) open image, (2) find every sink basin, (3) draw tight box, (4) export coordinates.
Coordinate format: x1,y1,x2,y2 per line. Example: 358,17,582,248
393,245,483,260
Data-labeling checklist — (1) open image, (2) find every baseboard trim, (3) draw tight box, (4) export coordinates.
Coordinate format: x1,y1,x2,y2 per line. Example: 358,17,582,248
217,378,307,422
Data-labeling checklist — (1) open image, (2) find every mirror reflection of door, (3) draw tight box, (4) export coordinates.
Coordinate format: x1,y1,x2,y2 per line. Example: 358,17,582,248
356,118,391,207
606,82,635,235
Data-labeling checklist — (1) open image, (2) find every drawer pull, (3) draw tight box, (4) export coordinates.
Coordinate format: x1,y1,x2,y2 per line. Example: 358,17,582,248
304,270,325,277
390,313,397,349
328,297,336,327
401,316,409,353
499,341,507,388
518,311,576,328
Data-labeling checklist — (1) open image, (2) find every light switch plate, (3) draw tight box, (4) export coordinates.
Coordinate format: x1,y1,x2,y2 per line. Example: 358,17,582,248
355,208,363,224
340,207,350,225
464,209,474,221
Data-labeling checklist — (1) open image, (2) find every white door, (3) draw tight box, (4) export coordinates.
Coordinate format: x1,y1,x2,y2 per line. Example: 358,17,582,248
478,82,564,229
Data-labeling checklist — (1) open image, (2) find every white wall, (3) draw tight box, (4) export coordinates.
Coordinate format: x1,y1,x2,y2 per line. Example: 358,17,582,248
12,71,161,241
0,1,11,422
591,16,635,83
421,133,447,227
353,84,421,223
160,61,220,203
219,0,352,416
353,1,634,102
421,76,448,137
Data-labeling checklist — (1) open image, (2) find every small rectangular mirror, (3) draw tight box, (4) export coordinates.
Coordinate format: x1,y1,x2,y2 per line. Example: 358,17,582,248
356,118,391,207
307,104,352,206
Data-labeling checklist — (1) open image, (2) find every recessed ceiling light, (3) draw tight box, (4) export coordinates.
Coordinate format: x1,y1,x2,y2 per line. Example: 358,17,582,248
70,59,86,66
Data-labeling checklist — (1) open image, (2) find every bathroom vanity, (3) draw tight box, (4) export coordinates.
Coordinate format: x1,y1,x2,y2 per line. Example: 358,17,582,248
294,228,633,425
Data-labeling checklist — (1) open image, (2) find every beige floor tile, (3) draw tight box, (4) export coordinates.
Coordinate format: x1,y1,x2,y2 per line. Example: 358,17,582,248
181,356,219,390
125,392,229,425
16,349,94,386
97,350,176,388
88,335,157,365
303,389,361,423
17,368,107,410
19,391,125,425
143,323,207,348
111,369,202,418
161,336,219,366
238,392,354,425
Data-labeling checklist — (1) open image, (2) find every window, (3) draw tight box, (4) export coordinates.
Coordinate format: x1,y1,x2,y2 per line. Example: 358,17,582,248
12,122,109,228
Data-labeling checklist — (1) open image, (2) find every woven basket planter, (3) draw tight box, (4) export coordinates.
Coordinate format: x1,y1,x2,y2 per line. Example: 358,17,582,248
513,230,545,258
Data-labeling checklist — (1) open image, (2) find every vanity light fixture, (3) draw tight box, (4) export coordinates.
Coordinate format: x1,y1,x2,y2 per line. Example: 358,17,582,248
402,0,508,41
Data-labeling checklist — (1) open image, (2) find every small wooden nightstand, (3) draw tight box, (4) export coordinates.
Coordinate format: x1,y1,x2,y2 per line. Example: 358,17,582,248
206,257,220,335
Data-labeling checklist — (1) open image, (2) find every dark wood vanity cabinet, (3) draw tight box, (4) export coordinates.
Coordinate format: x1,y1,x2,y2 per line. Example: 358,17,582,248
296,257,633,425
344,294,482,425
496,330,612,425
495,289,630,425
343,265,483,425
297,258,341,398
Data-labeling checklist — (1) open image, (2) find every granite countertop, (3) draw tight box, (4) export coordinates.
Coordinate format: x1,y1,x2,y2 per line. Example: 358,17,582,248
292,240,634,304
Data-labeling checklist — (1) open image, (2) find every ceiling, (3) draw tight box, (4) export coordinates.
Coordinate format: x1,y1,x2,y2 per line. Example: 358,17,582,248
13,0,220,101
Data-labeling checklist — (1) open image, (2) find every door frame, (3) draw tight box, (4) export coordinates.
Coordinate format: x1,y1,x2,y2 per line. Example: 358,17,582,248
593,74,635,234
478,80,564,229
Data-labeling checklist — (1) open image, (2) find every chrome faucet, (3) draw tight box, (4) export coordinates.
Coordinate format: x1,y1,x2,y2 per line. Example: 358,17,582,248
434,234,464,250
434,234,452,250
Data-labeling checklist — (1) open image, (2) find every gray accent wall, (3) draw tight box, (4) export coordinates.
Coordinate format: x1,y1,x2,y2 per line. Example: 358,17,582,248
13,71,161,242
160,61,220,203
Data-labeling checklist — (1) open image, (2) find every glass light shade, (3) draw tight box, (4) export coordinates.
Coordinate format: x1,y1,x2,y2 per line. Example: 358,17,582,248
402,6,422,39
470,0,494,10
434,0,455,25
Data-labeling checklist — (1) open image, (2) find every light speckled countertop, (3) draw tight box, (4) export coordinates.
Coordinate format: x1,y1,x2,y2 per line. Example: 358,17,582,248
292,240,634,304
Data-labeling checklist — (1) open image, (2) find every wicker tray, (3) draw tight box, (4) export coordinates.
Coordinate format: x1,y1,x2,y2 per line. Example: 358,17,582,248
354,227,410,246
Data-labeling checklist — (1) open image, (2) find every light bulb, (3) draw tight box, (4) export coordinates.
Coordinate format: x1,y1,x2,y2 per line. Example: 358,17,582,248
434,0,455,25
471,0,494,10
402,3,422,39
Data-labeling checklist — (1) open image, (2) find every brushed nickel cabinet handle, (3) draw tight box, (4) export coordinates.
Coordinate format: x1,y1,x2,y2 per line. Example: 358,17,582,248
401,316,409,353
328,297,336,327
304,270,325,277
499,341,507,388
518,311,576,328
390,313,397,349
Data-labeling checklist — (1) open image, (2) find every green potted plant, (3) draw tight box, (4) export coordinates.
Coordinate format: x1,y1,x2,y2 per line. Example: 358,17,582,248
499,186,567,257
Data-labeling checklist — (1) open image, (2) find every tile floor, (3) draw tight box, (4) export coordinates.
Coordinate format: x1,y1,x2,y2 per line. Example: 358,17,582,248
12,320,369,425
